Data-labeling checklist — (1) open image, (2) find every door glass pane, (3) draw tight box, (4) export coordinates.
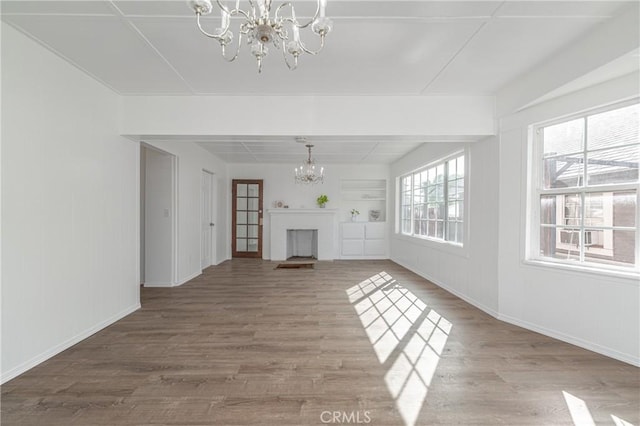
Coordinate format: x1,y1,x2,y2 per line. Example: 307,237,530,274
247,239,258,252
236,225,247,238
248,225,258,238
237,184,247,197
237,198,247,210
236,212,247,224
236,239,247,251
248,184,259,197
248,212,259,224
248,198,259,211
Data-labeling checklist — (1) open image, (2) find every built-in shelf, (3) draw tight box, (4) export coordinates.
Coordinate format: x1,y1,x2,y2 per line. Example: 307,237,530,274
341,179,387,222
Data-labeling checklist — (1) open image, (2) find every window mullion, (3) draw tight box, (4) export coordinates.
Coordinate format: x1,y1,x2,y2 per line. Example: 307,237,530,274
410,174,415,236
444,160,449,241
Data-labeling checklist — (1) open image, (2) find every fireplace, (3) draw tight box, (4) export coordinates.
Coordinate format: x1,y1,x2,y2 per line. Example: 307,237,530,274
268,209,337,261
287,229,318,259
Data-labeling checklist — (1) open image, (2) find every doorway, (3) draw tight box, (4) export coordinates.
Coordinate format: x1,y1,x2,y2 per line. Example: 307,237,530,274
201,170,216,269
232,179,263,258
140,144,177,287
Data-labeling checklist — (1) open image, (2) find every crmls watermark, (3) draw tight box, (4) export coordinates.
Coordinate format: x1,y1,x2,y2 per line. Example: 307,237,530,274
320,410,372,424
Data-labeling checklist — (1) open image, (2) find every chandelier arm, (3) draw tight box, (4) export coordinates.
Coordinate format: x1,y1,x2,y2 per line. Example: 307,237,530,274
221,31,246,62
298,33,325,55
195,12,224,40
275,1,321,30
247,0,263,19
220,1,252,22
281,40,298,70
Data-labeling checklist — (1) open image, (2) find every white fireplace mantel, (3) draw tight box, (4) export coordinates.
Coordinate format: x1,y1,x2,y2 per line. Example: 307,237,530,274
268,209,337,261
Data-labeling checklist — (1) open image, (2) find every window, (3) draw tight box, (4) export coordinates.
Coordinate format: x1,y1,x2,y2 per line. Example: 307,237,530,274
532,101,639,272
399,153,465,245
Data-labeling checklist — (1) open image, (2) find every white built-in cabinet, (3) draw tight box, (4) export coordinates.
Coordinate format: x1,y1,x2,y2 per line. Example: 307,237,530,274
340,178,388,259
340,222,388,259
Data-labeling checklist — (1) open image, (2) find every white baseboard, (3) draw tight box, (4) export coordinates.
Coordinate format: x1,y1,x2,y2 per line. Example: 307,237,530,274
1,303,141,384
143,281,174,287
391,258,500,318
498,313,640,367
391,257,639,367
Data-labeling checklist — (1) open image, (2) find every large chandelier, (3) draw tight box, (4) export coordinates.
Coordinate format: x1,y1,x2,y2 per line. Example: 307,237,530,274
294,143,324,184
188,0,333,73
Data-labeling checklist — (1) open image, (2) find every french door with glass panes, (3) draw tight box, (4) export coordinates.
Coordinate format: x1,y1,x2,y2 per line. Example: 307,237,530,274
232,179,263,258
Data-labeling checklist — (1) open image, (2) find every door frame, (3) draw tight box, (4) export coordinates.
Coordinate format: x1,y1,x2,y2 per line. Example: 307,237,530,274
232,179,263,258
201,169,217,269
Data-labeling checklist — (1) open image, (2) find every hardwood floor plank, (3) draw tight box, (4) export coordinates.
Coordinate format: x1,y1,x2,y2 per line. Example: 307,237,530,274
2,259,638,425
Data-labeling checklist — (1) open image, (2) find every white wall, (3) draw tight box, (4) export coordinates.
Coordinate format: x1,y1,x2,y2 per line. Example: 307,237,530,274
229,163,390,259
1,24,140,382
143,147,174,286
389,140,500,315
143,140,230,282
497,73,640,366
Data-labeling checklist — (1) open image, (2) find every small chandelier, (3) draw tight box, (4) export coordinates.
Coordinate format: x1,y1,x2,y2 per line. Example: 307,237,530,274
188,0,333,73
294,144,324,184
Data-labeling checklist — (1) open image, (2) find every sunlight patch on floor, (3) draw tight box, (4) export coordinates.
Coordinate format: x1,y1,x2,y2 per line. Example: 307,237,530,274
563,391,635,426
347,272,451,426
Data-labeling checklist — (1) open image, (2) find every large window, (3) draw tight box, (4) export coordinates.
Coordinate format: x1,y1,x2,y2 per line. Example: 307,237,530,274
531,101,639,272
400,153,465,245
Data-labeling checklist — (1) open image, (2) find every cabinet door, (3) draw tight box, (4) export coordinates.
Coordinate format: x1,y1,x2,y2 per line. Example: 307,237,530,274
342,240,364,256
364,239,386,256
342,222,365,239
365,222,386,239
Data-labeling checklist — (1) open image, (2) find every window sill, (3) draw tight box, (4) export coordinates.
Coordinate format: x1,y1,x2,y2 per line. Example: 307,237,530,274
522,258,640,284
393,233,469,258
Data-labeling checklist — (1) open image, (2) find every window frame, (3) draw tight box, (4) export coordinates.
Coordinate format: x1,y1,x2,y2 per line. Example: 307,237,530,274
398,151,467,248
527,99,640,276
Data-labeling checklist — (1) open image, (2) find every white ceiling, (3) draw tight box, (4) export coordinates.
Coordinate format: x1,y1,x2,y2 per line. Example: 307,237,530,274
3,0,636,163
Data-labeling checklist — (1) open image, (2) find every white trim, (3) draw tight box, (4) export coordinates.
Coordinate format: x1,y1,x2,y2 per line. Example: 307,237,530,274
498,313,640,368
171,156,179,286
142,281,174,287
0,303,141,384
522,259,639,284
392,234,469,259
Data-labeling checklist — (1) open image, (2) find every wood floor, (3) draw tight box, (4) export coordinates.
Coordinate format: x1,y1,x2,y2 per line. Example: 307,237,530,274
2,260,639,425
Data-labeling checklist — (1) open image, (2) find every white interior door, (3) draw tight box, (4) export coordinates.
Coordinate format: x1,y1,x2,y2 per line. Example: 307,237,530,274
201,170,215,269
